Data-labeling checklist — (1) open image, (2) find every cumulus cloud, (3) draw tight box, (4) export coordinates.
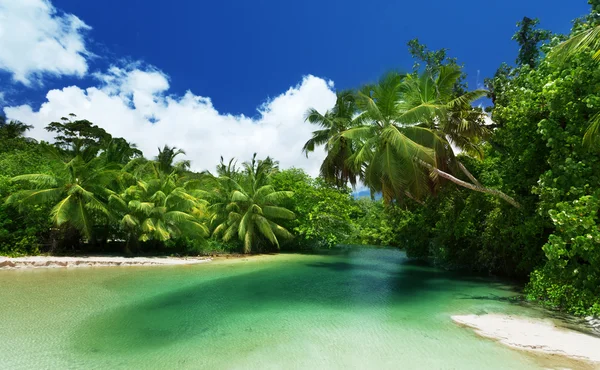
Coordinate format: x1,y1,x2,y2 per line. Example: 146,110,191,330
4,65,336,175
0,0,90,85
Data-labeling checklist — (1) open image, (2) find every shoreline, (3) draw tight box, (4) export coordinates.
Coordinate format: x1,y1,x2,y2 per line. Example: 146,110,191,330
0,255,213,269
452,314,600,366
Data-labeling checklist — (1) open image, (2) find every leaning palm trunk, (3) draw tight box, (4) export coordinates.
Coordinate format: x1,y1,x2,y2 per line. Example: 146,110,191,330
419,160,520,208
457,161,483,187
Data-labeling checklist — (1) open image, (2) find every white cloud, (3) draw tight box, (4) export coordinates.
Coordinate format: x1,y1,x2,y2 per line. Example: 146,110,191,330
0,0,90,85
4,65,336,176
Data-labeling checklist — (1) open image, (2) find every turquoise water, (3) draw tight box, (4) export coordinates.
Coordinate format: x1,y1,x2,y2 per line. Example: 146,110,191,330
0,248,586,369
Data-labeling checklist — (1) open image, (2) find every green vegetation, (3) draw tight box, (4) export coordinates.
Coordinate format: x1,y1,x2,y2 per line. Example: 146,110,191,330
0,115,365,255
2,1,600,317
299,2,600,316
209,155,295,253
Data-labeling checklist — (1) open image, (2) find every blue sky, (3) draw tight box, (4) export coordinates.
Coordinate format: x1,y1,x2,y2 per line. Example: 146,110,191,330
0,0,591,174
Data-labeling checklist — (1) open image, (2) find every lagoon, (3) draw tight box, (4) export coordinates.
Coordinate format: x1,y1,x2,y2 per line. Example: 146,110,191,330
0,248,586,369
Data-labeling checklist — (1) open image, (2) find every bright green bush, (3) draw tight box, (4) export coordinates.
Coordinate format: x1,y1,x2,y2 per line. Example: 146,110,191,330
271,169,356,249
526,195,600,316
349,198,397,246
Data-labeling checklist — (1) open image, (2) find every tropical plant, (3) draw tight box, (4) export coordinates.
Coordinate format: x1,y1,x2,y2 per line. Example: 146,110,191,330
334,67,519,206
109,171,208,252
551,0,600,63
549,1,600,147
104,138,143,165
513,17,551,68
0,119,33,140
6,151,118,241
211,154,295,253
155,145,190,175
271,168,357,248
303,91,361,187
45,114,112,159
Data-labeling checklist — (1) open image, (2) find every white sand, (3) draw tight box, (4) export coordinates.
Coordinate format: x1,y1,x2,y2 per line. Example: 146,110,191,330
0,255,212,269
452,314,600,365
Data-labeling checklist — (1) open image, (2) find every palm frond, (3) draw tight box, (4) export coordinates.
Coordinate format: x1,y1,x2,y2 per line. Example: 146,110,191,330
6,187,63,210
255,215,278,247
583,111,600,148
164,211,195,223
262,206,295,220
263,190,294,204
10,174,58,188
446,90,488,109
550,25,600,63
141,218,156,233
50,195,74,226
231,190,249,202
268,220,293,240
122,214,140,228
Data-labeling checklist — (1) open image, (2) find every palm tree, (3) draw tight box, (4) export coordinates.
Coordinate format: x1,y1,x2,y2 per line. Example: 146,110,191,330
399,65,492,189
210,154,295,253
0,118,33,139
303,91,361,188
6,152,118,240
155,145,190,175
109,171,208,252
104,138,143,165
337,67,519,207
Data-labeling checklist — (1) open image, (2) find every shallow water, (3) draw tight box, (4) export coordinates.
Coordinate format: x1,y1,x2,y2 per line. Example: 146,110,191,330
0,248,588,369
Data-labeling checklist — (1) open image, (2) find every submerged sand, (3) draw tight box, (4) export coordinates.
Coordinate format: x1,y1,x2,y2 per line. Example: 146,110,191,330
452,314,600,366
0,256,212,269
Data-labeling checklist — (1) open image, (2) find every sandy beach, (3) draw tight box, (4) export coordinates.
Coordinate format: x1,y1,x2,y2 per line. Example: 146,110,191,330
0,256,212,269
452,314,600,367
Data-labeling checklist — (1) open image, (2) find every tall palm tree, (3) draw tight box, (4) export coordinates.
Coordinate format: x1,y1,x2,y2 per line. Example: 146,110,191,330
210,154,295,253
338,67,519,207
6,152,118,240
303,91,361,188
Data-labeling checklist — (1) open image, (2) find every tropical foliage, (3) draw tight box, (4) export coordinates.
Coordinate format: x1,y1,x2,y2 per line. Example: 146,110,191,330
109,170,209,253
2,1,600,318
303,91,361,188
0,121,300,255
7,154,116,241
271,168,357,248
304,65,519,207
210,155,295,253
381,7,600,316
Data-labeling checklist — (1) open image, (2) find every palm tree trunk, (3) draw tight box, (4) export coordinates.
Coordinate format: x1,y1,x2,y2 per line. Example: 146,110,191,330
124,234,134,256
419,160,521,208
457,161,483,187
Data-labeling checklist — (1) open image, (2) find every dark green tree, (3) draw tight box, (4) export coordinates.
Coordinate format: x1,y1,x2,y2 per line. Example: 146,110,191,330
46,114,111,158
512,17,551,68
